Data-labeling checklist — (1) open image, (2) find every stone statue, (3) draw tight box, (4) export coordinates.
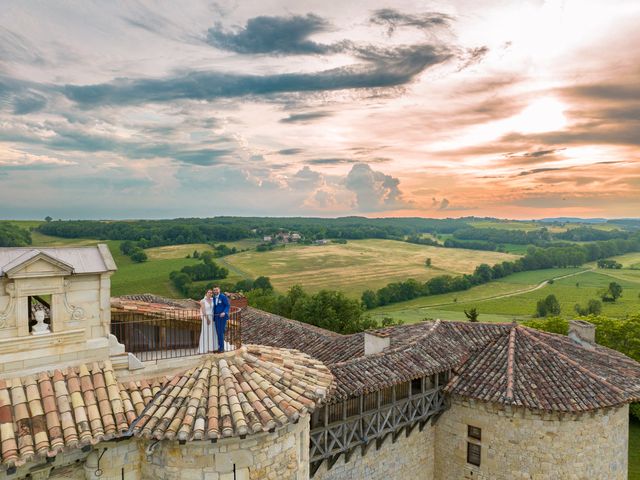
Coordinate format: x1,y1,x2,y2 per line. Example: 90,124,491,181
31,310,50,335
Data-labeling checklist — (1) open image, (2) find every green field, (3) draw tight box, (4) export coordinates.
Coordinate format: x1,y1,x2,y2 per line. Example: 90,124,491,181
370,263,640,324
145,239,261,260
369,268,586,323
221,239,518,296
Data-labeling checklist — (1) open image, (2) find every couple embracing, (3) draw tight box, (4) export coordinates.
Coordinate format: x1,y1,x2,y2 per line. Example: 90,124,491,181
198,286,230,353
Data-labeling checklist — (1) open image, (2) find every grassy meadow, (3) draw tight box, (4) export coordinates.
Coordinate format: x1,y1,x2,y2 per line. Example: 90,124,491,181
221,239,518,297
370,255,640,324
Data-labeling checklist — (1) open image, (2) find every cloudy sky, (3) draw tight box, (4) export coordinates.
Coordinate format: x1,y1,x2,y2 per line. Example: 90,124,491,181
1,0,639,219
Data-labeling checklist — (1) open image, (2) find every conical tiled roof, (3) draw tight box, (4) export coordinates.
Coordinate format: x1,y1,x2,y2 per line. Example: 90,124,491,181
0,361,133,468
129,344,333,441
445,324,640,412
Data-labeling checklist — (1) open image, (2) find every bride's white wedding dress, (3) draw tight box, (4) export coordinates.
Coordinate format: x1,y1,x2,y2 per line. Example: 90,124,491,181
198,297,218,353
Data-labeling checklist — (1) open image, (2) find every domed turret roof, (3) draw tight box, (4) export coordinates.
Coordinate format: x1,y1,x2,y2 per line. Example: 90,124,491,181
127,344,333,441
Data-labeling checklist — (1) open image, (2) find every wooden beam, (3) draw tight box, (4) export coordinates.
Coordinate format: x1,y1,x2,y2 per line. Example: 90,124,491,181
392,426,404,443
345,446,358,463
310,460,323,478
327,454,341,471
405,422,418,438
376,432,390,450
361,439,374,457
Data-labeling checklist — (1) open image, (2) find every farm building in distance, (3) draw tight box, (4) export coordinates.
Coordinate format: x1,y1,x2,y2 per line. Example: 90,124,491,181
0,245,639,479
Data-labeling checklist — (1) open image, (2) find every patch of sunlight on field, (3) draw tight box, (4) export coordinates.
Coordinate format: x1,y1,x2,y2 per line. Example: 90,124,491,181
146,243,214,260
30,231,100,247
146,239,261,260
223,239,518,296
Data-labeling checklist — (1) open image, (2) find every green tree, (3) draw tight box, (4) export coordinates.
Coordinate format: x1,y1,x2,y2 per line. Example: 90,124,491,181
361,290,378,310
425,258,432,267
536,294,561,317
44,216,52,222
253,276,273,291
574,299,602,316
464,307,479,322
130,250,148,263
601,282,623,302
233,279,255,292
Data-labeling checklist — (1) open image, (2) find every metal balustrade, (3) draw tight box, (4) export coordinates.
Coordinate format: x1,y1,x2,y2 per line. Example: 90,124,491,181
110,307,241,361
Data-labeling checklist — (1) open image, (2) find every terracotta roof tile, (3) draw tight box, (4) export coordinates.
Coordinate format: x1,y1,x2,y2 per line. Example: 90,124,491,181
0,362,136,469
241,308,640,409
445,324,640,412
130,345,332,441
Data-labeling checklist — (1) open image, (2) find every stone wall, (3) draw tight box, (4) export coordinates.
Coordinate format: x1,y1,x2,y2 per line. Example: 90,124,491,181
142,418,309,480
434,397,629,480
314,423,435,480
0,273,112,377
0,438,140,480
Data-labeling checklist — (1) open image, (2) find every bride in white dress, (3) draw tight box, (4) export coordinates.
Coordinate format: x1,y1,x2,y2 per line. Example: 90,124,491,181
198,289,218,353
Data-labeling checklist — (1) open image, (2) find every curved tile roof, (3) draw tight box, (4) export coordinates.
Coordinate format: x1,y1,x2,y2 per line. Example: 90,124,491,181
446,324,640,412
0,361,132,469
0,344,333,469
129,345,333,441
241,308,640,410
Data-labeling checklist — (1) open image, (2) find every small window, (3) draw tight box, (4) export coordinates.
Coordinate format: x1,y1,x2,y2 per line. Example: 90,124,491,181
467,442,481,466
468,425,482,441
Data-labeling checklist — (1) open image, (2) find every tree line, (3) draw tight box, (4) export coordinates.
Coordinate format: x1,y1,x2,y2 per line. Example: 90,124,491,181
0,223,32,247
247,284,401,334
362,236,640,309
169,251,229,298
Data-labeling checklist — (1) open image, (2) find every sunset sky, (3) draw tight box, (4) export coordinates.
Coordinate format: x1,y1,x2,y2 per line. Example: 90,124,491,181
1,0,639,219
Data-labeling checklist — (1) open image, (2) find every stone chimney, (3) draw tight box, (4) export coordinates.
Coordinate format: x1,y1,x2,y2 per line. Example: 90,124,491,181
568,319,596,350
364,331,390,355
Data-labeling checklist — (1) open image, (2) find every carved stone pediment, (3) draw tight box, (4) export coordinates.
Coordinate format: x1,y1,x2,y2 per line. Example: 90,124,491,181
3,250,74,279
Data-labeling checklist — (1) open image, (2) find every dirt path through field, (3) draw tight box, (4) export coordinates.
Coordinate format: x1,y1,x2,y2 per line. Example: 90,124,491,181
409,268,593,311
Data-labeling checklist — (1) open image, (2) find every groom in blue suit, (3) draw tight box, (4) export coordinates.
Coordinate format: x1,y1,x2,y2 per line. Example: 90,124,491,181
212,286,230,352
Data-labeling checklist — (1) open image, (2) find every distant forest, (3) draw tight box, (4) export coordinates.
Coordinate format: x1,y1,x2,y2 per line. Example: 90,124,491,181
0,217,637,251
35,216,472,246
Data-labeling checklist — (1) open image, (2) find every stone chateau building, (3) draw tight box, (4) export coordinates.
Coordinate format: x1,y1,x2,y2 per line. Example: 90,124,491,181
0,245,639,479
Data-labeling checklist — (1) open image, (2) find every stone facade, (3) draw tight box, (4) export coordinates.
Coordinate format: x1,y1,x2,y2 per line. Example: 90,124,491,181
142,419,309,480
314,424,435,480
0,247,115,377
434,397,629,480
0,438,139,480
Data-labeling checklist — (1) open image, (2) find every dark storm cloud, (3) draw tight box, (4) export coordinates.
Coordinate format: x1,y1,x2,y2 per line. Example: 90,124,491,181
206,14,334,55
62,44,451,106
12,91,47,114
370,9,452,36
279,111,332,123
0,125,235,166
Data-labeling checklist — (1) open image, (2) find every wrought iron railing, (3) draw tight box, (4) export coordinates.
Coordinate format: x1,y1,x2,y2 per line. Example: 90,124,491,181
110,307,241,362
